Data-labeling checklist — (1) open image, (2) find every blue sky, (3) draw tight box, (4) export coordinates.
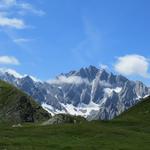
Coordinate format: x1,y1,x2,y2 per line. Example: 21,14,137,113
0,0,150,85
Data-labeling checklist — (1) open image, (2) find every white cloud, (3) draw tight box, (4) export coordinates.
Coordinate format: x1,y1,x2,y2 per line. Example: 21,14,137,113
0,68,22,78
0,0,45,45
0,56,20,65
0,0,45,30
99,81,111,87
19,3,45,16
114,54,150,78
48,75,89,85
99,64,109,70
0,16,25,29
0,0,45,16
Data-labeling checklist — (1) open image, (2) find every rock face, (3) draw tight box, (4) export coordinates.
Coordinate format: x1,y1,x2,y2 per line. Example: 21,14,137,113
0,66,149,120
0,80,51,123
42,114,86,125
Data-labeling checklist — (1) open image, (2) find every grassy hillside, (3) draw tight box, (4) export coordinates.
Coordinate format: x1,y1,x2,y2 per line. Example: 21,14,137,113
114,96,150,124
0,80,51,124
0,89,150,149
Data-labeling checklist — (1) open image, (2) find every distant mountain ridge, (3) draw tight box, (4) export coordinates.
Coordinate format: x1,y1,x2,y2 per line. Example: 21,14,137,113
0,66,149,120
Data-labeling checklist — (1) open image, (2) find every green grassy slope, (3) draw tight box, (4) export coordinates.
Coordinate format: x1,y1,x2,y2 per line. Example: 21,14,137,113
0,80,51,124
0,88,150,150
114,96,150,124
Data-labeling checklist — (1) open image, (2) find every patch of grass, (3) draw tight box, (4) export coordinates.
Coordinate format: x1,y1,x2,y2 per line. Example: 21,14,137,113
0,121,150,150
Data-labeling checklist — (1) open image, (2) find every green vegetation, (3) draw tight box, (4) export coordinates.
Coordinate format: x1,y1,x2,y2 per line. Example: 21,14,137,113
114,96,150,124
0,80,150,150
0,117,150,150
0,80,51,124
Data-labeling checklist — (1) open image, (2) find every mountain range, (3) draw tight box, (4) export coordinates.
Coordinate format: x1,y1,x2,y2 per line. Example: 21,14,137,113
0,66,149,120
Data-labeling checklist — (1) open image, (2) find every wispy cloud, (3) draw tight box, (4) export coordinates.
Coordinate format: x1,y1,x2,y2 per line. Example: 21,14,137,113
13,38,33,43
72,16,102,65
0,16,25,29
0,0,45,16
0,0,45,45
18,3,45,16
48,75,89,85
0,55,20,65
0,0,16,8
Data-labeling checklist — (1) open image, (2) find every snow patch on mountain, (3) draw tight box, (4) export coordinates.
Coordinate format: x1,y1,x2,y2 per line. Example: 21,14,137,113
61,102,100,117
42,103,66,116
104,87,122,96
0,68,41,83
0,68,23,78
42,101,100,118
23,75,41,82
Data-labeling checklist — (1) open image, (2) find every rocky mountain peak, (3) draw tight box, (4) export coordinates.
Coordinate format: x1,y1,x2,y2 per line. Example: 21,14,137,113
0,66,149,120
